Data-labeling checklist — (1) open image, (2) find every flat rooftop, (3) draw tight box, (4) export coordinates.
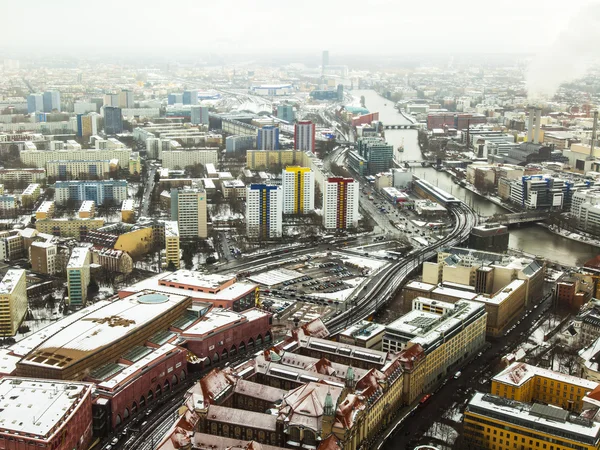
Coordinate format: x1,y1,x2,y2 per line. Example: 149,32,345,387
0,378,91,439
0,269,24,295
248,268,303,287
475,279,525,305
67,247,89,268
19,290,189,370
468,392,600,442
122,273,257,303
181,309,268,336
160,270,232,290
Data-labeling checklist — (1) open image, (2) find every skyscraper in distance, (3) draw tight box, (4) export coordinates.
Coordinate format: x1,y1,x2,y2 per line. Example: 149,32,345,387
294,121,316,153
104,106,123,135
42,91,61,112
27,94,44,113
183,90,198,105
257,126,280,150
190,106,209,125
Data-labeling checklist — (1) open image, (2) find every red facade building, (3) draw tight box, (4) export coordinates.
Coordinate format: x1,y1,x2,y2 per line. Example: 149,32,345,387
0,378,93,450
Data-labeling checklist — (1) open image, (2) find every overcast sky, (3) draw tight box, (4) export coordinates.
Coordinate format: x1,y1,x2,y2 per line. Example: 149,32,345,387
2,0,597,58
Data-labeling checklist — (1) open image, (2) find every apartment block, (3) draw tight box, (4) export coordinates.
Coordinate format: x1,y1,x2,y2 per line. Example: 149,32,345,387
246,184,283,238
322,177,359,230
282,166,314,214
67,247,91,308
0,269,27,336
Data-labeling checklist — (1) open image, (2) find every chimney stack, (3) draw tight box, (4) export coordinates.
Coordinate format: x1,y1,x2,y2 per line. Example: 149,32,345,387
527,107,535,142
534,108,542,144
591,110,598,158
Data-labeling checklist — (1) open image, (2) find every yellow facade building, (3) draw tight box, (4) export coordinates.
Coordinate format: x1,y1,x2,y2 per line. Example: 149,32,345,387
464,392,600,450
78,200,95,219
36,217,105,239
163,221,180,269
0,269,28,336
35,201,55,220
492,362,597,413
246,150,299,170
121,199,135,223
383,298,487,393
21,183,40,208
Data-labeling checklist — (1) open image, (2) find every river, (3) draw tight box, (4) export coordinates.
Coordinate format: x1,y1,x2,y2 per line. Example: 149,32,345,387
352,89,597,266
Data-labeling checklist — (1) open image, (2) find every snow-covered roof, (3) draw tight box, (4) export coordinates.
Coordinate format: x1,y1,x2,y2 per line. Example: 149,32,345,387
161,270,232,290
67,247,89,268
405,281,436,291
0,378,92,440
206,404,277,430
248,268,303,287
19,291,189,370
475,279,525,305
468,392,600,442
79,200,94,213
431,286,478,300
0,349,21,375
493,362,598,390
36,201,54,213
181,309,268,336
0,269,24,295
385,300,485,348
122,272,257,303
121,199,134,211
22,183,40,195
9,301,110,357
579,337,600,373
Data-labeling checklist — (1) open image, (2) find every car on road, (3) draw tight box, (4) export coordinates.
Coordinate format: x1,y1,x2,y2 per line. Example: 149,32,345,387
454,371,462,379
111,437,119,445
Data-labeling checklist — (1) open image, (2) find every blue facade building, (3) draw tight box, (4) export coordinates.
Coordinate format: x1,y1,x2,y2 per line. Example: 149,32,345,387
190,106,209,125
104,106,123,135
27,94,44,113
42,91,61,112
183,90,198,105
257,126,280,150
55,180,128,205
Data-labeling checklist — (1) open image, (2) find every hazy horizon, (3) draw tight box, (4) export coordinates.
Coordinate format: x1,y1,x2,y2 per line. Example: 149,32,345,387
3,0,598,59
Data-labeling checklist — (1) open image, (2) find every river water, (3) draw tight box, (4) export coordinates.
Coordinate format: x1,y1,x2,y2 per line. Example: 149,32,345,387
352,89,597,266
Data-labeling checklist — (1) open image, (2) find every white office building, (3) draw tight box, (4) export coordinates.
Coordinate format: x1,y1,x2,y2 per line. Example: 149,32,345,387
282,167,314,214
322,177,359,230
246,184,283,238
571,189,600,235
170,188,207,238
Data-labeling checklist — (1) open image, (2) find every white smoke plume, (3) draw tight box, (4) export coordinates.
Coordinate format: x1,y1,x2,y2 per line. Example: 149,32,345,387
526,1,600,101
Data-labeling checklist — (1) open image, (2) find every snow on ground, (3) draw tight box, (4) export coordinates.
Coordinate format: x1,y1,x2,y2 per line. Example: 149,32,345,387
442,403,464,423
335,253,387,272
307,287,354,302
424,422,457,446
96,285,116,300
412,220,427,227
412,236,429,246
208,204,243,221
